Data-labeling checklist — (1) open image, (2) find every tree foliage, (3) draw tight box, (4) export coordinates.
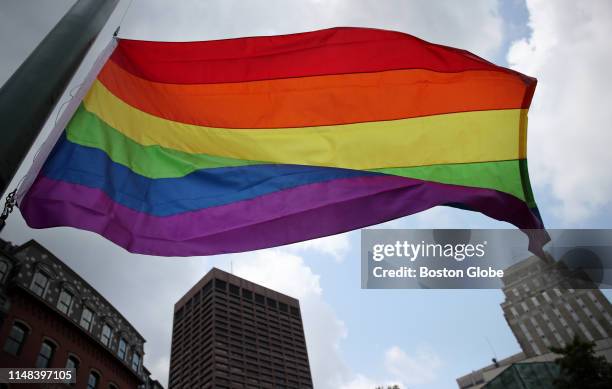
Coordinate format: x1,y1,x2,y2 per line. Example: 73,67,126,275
550,335,612,389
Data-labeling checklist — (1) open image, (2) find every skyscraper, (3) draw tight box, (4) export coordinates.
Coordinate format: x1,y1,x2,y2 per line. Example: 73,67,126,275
169,268,313,389
457,254,612,388
501,255,612,357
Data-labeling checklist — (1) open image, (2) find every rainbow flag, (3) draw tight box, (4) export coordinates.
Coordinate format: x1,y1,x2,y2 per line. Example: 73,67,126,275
19,27,544,256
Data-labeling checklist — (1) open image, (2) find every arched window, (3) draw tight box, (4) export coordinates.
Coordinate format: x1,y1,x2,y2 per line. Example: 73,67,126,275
117,337,127,360
57,288,74,314
131,351,141,372
2,322,28,356
80,307,94,331
108,383,119,389
87,371,100,389
65,355,80,387
100,324,113,347
35,340,56,368
66,354,80,371
30,271,50,297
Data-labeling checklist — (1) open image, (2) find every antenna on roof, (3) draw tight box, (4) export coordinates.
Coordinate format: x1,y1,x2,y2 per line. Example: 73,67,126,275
230,260,233,275
485,337,499,366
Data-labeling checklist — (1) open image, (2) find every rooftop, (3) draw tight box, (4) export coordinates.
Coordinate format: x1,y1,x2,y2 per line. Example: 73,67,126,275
175,266,299,311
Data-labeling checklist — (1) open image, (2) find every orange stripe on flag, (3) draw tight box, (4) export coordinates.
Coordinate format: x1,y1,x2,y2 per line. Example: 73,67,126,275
99,60,531,129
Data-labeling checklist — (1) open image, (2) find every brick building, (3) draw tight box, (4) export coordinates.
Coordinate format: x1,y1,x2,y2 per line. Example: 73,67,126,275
169,268,313,388
0,238,163,389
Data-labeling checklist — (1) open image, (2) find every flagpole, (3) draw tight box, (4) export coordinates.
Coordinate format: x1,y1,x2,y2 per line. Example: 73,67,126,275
0,0,119,196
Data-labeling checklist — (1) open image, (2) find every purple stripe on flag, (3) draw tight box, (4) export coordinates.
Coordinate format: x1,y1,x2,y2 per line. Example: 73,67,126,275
20,175,543,256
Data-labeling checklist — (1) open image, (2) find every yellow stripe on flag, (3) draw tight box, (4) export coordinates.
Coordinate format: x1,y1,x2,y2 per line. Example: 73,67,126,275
84,80,527,170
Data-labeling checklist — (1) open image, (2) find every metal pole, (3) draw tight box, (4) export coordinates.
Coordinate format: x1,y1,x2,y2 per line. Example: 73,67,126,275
0,0,119,195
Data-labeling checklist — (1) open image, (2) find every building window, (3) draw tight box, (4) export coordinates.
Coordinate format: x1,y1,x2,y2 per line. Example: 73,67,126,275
80,307,94,331
215,279,227,291
35,340,55,368
57,289,74,314
510,307,519,318
229,284,240,296
87,372,100,389
202,280,212,295
109,384,119,389
118,337,127,360
290,306,300,317
101,324,113,347
279,302,288,313
174,307,183,322
66,355,79,372
30,271,49,297
0,260,8,281
131,351,141,372
3,322,28,356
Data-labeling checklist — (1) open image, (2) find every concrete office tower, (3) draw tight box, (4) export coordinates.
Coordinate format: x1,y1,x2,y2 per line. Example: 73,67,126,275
0,238,163,389
501,255,612,358
457,255,612,389
169,268,313,389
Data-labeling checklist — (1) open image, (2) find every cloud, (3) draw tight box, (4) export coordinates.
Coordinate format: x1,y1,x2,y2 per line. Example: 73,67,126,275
0,0,74,86
385,345,443,386
507,0,612,223
233,250,323,299
285,234,351,262
338,345,442,389
120,0,503,59
232,249,350,389
339,374,403,389
148,355,170,385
